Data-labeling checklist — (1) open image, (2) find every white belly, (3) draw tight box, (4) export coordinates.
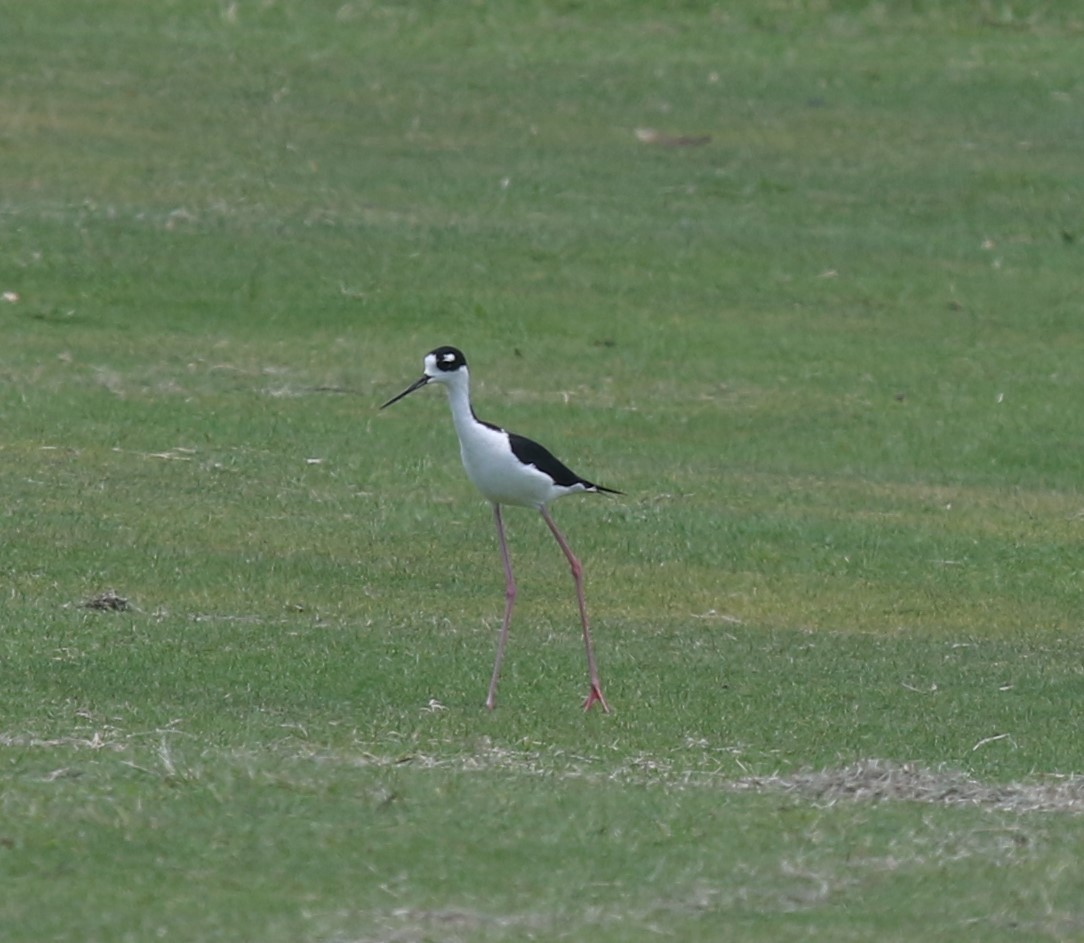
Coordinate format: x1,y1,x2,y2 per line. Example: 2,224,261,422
458,423,555,507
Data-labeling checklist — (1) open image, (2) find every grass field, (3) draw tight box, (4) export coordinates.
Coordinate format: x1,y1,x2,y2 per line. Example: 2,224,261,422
3,1,1084,940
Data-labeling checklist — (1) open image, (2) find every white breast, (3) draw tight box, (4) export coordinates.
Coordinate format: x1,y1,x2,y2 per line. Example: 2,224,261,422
455,415,556,508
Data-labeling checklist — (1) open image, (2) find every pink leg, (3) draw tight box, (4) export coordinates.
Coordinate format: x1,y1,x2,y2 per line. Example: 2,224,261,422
486,504,516,710
539,505,610,713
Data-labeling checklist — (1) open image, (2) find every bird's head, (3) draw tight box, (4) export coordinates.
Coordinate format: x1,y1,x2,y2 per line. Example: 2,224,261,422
380,346,468,409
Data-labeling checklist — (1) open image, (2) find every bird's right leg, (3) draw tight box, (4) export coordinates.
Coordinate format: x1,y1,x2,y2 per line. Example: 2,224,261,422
486,503,516,710
539,505,610,713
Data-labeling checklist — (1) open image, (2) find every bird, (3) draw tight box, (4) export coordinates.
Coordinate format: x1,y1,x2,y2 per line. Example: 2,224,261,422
380,345,620,712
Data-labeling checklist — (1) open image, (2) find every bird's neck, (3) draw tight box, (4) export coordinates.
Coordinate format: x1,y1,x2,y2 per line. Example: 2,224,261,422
443,378,480,443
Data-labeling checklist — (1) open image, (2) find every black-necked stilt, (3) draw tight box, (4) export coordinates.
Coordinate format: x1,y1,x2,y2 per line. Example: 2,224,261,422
381,346,620,712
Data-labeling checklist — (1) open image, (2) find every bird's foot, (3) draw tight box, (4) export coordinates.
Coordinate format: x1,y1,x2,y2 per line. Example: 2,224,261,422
582,683,610,713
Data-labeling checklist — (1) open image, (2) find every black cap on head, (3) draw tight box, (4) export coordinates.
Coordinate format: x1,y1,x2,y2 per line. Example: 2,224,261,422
428,346,467,372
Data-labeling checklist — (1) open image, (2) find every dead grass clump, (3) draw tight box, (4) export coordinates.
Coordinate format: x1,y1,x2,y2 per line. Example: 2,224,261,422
82,589,130,611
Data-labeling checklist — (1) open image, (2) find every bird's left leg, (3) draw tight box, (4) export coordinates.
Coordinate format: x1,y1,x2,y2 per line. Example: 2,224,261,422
486,503,516,710
539,505,610,713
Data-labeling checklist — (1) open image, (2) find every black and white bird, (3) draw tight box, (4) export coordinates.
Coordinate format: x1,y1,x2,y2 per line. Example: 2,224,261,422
380,345,620,712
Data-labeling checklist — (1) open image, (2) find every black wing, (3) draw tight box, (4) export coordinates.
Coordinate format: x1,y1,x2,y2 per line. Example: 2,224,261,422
507,431,623,494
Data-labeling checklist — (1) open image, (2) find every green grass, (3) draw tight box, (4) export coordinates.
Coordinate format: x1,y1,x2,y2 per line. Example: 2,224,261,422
3,1,1084,939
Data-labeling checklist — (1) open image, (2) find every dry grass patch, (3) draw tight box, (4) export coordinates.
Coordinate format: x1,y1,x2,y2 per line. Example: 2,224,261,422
735,758,1084,814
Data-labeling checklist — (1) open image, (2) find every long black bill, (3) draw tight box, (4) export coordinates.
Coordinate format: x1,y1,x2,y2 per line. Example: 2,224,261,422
380,374,429,409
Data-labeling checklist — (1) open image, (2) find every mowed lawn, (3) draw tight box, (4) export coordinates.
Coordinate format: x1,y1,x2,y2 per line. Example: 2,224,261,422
2,2,1083,940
